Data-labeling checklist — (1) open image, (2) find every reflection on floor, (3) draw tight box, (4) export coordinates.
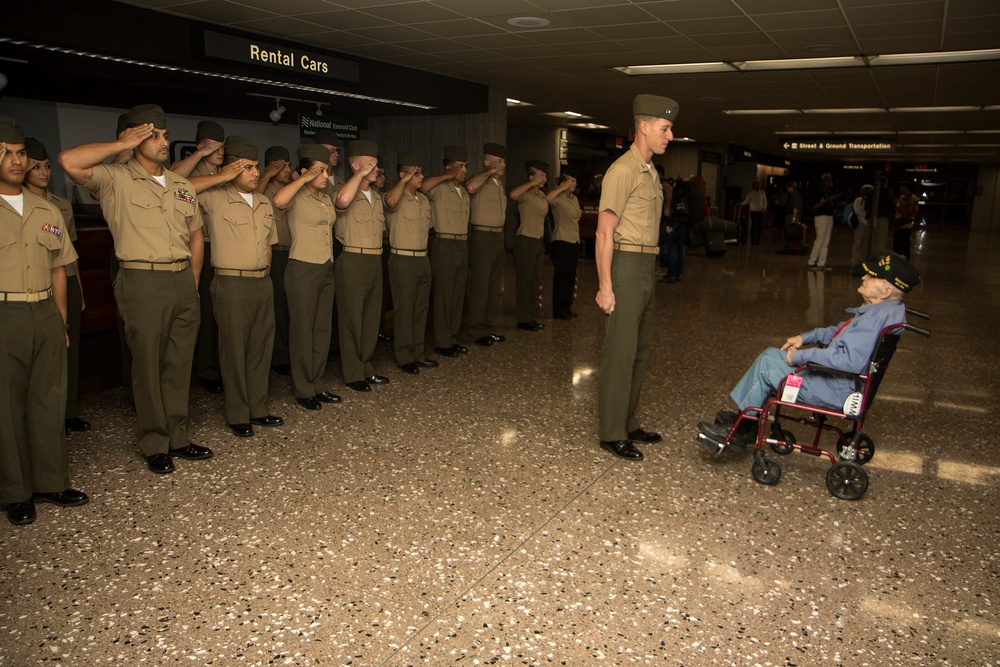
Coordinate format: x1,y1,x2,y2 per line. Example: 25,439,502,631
2,226,997,666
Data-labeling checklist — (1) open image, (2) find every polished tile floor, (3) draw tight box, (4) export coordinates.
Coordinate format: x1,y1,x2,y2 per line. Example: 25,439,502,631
2,225,998,666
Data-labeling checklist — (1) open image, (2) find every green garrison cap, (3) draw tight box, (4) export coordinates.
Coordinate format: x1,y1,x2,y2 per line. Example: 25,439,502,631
483,143,507,159
224,135,258,161
347,140,379,158
24,137,48,161
124,104,167,129
196,120,225,143
632,94,679,121
526,159,549,174
314,131,339,145
265,145,290,163
397,152,422,168
443,145,467,163
297,143,330,164
0,115,25,144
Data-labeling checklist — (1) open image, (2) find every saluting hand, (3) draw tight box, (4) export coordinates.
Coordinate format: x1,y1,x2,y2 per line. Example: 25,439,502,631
359,159,378,178
118,123,154,150
198,139,223,157
220,158,248,182
263,159,287,178
0,142,7,164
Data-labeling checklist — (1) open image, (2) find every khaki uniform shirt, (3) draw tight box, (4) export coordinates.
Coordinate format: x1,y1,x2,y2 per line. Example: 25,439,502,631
386,189,432,251
263,181,291,246
199,185,278,270
426,182,469,235
0,190,78,292
516,188,547,239
192,161,218,240
599,143,662,247
470,177,506,228
550,192,582,244
286,187,335,265
335,187,385,249
86,160,203,263
44,191,78,277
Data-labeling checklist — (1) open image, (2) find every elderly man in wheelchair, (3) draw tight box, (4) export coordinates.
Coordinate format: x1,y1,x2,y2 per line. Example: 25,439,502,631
698,253,922,454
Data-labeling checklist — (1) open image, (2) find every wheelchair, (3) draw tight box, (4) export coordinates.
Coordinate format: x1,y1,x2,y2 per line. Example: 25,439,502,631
697,308,930,500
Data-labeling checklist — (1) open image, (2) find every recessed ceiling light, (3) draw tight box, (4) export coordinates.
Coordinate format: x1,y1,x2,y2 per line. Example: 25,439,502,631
507,16,551,28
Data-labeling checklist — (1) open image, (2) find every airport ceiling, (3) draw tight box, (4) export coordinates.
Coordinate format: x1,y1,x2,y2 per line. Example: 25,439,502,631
27,1,1000,163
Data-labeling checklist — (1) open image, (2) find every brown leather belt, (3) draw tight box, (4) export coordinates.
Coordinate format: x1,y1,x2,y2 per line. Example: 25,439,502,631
472,225,502,233
215,268,268,278
390,248,428,257
0,288,53,303
120,260,190,272
436,232,468,241
614,243,658,255
342,246,383,255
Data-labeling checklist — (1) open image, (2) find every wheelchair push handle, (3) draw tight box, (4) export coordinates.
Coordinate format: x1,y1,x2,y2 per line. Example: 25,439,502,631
906,307,930,320
905,322,931,337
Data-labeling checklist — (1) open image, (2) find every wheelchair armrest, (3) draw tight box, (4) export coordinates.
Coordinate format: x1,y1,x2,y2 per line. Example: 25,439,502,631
804,362,860,379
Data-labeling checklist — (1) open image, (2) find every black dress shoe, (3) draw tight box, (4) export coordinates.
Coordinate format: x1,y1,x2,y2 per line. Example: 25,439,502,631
553,313,574,320
415,359,439,368
378,333,394,342
489,333,505,342
199,378,224,394
271,364,292,375
169,443,214,460
453,344,468,354
33,489,89,507
230,423,254,437
434,346,458,357
400,362,420,375
367,374,390,385
250,415,285,427
531,321,545,330
147,453,175,474
315,391,342,404
600,440,644,461
5,501,36,525
65,417,91,432
628,428,662,444
347,380,371,392
517,322,538,331
297,396,322,410
474,336,494,347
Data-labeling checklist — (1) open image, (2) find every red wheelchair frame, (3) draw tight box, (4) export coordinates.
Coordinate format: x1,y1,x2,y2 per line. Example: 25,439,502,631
699,308,930,500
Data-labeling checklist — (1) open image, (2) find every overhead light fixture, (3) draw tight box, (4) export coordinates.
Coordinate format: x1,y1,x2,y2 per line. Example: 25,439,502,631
723,109,802,115
774,130,832,135
315,103,324,116
569,122,610,130
507,16,551,28
1,37,435,110
672,137,697,142
739,56,864,71
543,111,592,120
871,49,1000,66
615,62,734,75
269,99,286,123
506,98,534,107
614,48,1000,76
802,108,885,114
890,106,980,112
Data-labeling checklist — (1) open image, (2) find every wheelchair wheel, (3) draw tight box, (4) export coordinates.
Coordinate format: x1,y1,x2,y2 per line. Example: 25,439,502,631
826,461,869,500
751,453,782,485
769,423,796,455
854,434,875,464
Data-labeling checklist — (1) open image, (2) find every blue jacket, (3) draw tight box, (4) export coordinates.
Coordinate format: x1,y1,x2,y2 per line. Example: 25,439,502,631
792,299,907,410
